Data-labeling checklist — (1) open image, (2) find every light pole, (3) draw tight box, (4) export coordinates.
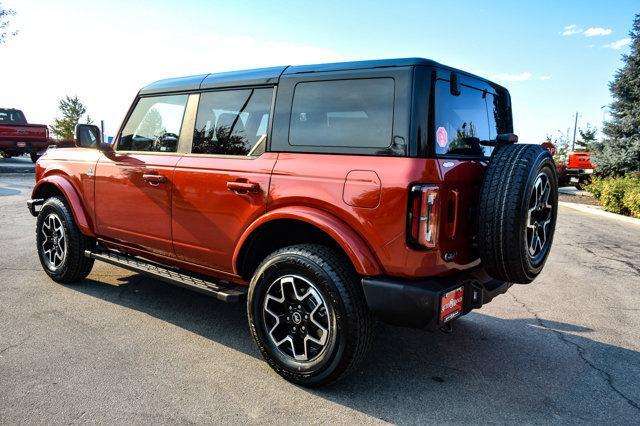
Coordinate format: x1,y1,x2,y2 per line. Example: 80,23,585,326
601,105,610,123
571,112,578,151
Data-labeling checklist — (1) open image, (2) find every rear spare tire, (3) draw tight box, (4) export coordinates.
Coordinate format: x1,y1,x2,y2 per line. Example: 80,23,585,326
478,144,558,284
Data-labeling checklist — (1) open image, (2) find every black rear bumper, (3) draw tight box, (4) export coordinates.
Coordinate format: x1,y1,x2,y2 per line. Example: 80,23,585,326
362,267,511,330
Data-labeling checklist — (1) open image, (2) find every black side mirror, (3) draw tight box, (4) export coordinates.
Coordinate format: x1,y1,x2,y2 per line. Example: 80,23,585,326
75,124,102,149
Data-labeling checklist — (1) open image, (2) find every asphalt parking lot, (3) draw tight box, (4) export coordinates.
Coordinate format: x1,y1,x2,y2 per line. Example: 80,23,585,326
0,156,35,174
1,173,639,424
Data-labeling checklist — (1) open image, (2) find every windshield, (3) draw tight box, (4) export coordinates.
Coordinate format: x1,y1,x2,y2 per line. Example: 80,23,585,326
434,79,511,158
0,109,27,125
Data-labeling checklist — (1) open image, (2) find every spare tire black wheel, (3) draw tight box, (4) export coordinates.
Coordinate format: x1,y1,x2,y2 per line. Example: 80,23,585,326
478,144,558,284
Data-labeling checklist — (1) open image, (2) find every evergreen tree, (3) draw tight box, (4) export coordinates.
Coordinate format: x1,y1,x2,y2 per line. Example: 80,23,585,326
593,13,640,176
50,96,92,140
575,124,598,151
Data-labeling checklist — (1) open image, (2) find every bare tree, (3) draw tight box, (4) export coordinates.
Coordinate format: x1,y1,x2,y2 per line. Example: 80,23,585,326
0,2,17,45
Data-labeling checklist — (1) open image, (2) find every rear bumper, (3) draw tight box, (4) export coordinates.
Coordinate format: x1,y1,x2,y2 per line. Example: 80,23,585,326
565,168,593,177
362,266,511,330
0,140,50,154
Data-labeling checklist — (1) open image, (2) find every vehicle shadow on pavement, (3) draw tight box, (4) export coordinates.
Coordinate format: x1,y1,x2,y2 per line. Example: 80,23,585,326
71,273,640,423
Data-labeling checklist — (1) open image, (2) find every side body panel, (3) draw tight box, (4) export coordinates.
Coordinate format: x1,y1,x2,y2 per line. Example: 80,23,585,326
94,153,181,257
171,153,278,272
268,154,484,278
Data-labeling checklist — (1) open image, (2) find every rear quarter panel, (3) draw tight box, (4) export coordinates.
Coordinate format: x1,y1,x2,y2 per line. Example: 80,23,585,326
269,154,481,278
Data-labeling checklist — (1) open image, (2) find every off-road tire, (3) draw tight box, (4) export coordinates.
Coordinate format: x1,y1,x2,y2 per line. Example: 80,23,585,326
36,196,95,283
247,244,373,387
478,144,558,284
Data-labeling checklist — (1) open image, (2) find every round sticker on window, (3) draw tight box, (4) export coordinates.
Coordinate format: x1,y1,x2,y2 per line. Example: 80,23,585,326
436,127,448,148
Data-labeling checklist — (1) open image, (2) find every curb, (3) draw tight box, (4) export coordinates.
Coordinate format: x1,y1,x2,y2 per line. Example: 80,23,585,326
0,167,34,174
558,187,593,197
559,201,640,226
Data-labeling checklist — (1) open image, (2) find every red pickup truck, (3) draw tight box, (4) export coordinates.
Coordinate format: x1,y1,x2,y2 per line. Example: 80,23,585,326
27,58,558,386
0,108,51,162
566,151,594,189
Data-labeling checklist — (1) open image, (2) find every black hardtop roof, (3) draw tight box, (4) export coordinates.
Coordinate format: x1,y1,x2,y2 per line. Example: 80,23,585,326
139,58,503,95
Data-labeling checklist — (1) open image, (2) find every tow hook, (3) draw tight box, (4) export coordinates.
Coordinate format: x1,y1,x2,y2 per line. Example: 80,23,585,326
439,323,453,334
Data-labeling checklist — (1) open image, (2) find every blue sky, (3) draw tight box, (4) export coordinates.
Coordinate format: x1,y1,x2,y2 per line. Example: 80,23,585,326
1,0,637,142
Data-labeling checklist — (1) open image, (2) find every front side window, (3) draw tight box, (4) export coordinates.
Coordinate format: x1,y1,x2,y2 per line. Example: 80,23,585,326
193,88,273,156
118,95,188,152
434,80,493,157
289,78,394,148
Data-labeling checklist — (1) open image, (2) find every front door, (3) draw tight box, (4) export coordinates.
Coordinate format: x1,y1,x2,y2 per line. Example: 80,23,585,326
171,88,277,272
94,94,190,257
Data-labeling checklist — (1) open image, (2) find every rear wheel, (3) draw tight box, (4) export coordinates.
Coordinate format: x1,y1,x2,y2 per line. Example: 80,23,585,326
478,144,558,283
36,196,95,283
247,244,372,387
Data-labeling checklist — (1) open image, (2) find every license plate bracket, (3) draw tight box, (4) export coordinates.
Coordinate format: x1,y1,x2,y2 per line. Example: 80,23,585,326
440,286,464,323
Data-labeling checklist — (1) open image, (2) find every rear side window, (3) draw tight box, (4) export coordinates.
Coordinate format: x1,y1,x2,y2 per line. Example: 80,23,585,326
118,95,188,152
289,79,394,148
434,80,494,157
193,88,273,156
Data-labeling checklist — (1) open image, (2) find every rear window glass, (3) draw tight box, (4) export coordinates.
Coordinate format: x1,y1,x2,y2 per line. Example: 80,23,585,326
434,80,495,157
0,109,27,125
289,78,394,148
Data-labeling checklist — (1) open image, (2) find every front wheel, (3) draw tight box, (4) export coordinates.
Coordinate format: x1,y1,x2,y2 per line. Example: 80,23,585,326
36,196,95,283
247,244,373,387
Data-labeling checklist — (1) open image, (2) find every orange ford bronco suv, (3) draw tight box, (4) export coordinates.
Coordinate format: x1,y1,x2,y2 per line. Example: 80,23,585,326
28,58,558,387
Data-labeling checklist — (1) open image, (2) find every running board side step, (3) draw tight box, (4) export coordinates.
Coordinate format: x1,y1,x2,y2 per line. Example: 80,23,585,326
84,249,247,302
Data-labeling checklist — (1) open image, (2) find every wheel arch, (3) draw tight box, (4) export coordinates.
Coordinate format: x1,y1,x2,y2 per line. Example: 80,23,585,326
32,176,95,237
234,207,382,280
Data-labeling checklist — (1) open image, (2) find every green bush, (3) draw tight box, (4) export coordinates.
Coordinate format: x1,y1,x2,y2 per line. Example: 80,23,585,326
623,186,640,218
587,176,604,199
596,175,640,215
600,178,631,214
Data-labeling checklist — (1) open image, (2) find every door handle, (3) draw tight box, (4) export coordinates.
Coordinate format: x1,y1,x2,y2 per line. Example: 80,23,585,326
227,181,260,194
143,174,167,185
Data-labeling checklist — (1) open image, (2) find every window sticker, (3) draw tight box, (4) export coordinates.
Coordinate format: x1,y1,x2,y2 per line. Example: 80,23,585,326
436,126,448,148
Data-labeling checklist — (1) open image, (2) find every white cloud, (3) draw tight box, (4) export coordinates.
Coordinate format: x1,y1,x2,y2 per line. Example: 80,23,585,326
562,24,583,36
604,38,632,50
583,27,613,37
492,72,532,82
538,75,552,81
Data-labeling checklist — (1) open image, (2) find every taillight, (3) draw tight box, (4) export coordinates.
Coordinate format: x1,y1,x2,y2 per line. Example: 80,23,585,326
408,184,439,248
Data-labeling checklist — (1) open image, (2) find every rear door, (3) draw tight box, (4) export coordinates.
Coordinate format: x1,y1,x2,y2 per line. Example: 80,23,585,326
171,87,277,272
430,71,512,263
94,94,190,257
